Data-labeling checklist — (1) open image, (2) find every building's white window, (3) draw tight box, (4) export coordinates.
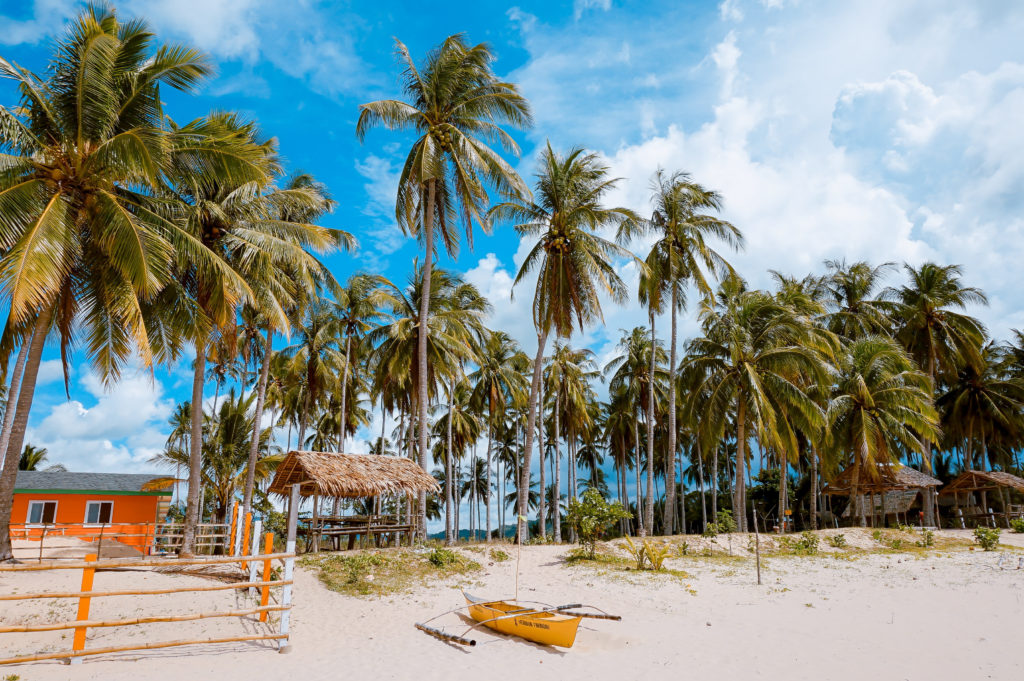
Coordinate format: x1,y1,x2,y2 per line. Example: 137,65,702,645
85,501,113,524
27,500,57,524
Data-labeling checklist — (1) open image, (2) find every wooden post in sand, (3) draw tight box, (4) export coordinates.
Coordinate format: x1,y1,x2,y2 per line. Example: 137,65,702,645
260,532,274,623
68,553,97,664
228,501,239,555
246,518,262,589
752,512,762,586
241,513,253,570
278,484,299,653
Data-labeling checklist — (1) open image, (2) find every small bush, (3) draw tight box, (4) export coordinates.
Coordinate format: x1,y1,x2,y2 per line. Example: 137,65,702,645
916,530,935,548
428,548,460,568
827,534,847,548
623,536,649,570
794,531,819,554
871,529,883,542
888,538,904,550
1010,518,1024,534
489,548,510,562
565,489,632,558
974,527,1001,551
644,541,672,570
677,541,690,557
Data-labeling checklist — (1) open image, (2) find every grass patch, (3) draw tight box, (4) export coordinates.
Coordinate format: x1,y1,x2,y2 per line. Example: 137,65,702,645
301,548,481,597
565,546,692,579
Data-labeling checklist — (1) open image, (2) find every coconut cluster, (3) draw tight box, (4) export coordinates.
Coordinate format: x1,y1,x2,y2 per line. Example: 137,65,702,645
545,234,572,254
429,124,454,152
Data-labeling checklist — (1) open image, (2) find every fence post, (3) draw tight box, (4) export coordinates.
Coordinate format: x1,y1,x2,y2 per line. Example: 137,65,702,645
241,512,252,570
278,484,299,652
68,553,97,664
38,524,48,563
246,518,262,591
260,531,274,623
228,501,239,555
96,523,106,558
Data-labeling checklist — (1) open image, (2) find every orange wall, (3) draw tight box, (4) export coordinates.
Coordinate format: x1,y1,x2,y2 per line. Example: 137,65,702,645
11,492,165,550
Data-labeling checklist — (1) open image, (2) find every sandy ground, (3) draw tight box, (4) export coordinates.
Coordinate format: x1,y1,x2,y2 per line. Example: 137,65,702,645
1,529,1022,680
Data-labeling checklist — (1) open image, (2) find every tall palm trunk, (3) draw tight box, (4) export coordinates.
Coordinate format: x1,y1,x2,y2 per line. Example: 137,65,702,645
711,443,718,521
182,342,208,556
553,389,561,542
697,441,707,532
0,309,51,562
485,419,493,542
777,452,787,532
0,331,32,465
445,385,454,545
518,329,549,541
634,419,643,535
809,444,819,530
645,310,656,534
242,328,273,518
921,341,937,526
537,381,546,538
339,332,352,452
734,395,747,532
298,390,310,451
416,180,437,540
663,287,678,533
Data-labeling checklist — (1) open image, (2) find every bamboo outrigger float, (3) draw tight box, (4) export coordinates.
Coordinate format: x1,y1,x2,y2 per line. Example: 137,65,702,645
414,592,621,648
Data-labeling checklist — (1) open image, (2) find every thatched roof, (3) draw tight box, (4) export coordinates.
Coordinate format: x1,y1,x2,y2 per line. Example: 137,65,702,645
940,470,1024,495
823,462,942,495
267,451,440,499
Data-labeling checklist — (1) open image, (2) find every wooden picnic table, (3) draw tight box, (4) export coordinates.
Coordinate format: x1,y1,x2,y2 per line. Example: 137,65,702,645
298,514,413,552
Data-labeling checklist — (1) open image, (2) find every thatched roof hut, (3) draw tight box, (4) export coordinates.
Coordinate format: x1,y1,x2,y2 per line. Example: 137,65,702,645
823,462,942,495
940,470,1024,495
268,451,440,499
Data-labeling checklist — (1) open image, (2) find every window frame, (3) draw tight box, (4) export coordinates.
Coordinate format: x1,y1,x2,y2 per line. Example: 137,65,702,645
26,500,58,526
84,500,114,526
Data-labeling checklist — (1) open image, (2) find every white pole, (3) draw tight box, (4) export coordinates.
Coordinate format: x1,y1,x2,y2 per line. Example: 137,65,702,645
279,484,299,653
248,518,262,598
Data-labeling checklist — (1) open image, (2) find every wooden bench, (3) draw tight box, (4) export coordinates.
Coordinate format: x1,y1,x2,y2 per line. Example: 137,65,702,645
299,515,413,552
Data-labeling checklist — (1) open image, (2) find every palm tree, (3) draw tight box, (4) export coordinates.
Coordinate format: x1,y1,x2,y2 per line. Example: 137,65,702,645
885,263,987,472
0,6,222,562
682,275,827,531
490,143,638,538
827,336,940,526
469,331,527,542
18,445,49,471
620,169,743,533
822,260,894,340
357,35,531,537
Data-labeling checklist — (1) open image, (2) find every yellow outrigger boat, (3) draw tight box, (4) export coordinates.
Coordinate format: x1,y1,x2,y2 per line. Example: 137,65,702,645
463,592,582,648
415,592,620,648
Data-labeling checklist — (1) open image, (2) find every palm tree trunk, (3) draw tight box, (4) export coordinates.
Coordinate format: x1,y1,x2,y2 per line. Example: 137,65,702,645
645,310,656,534
0,309,51,562
553,389,561,543
518,329,549,541
0,331,32,466
485,418,493,542
853,447,866,527
242,328,273,518
778,452,787,532
735,395,747,532
182,341,208,557
298,389,310,451
339,332,352,452
416,180,437,540
537,381,546,539
810,444,819,530
634,419,643,535
663,287,678,533
445,385,454,546
711,443,718,522
677,444,686,534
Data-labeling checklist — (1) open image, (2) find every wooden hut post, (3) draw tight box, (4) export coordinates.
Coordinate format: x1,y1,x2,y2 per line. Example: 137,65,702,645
279,484,299,653
311,493,320,554
259,531,274,622
999,485,1011,527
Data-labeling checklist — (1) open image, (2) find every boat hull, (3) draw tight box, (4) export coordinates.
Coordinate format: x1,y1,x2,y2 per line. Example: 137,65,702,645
463,592,581,648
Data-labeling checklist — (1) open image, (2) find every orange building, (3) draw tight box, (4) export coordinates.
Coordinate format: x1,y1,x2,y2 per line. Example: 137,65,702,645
11,471,173,552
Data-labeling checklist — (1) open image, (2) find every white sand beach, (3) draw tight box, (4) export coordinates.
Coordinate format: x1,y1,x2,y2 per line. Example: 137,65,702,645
1,529,1022,680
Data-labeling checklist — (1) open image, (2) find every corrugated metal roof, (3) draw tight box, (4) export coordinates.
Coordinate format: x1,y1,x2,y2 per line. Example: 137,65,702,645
14,471,172,494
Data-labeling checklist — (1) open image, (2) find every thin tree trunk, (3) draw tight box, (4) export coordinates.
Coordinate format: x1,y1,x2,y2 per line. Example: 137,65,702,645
339,332,352,453
645,310,656,534
416,180,437,540
635,419,643,535
663,288,678,533
485,419,493,542
711,442,718,522
242,328,273,518
810,444,819,530
445,385,454,546
553,389,561,543
778,452,787,533
0,332,32,466
298,389,310,451
735,395,747,532
182,339,208,557
698,440,707,532
0,309,51,562
518,329,550,541
537,381,546,539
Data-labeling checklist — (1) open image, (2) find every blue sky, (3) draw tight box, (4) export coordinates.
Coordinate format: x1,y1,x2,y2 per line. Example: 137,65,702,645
2,0,1023,484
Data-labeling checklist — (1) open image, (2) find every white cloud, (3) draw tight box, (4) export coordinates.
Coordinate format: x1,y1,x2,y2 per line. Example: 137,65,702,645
574,0,612,20
0,0,77,45
353,153,409,269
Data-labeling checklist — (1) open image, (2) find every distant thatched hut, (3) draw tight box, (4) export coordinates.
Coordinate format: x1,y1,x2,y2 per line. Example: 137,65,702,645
940,470,1024,528
823,462,942,527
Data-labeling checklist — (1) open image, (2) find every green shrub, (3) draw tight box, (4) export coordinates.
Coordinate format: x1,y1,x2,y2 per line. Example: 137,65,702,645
428,548,460,567
974,527,1001,551
1010,518,1024,534
827,534,847,548
565,489,632,558
489,548,510,562
794,531,819,554
916,530,935,548
871,529,883,542
888,538,904,550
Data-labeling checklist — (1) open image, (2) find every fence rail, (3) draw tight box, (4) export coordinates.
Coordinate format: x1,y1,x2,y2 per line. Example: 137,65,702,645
0,523,294,666
9,522,231,559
